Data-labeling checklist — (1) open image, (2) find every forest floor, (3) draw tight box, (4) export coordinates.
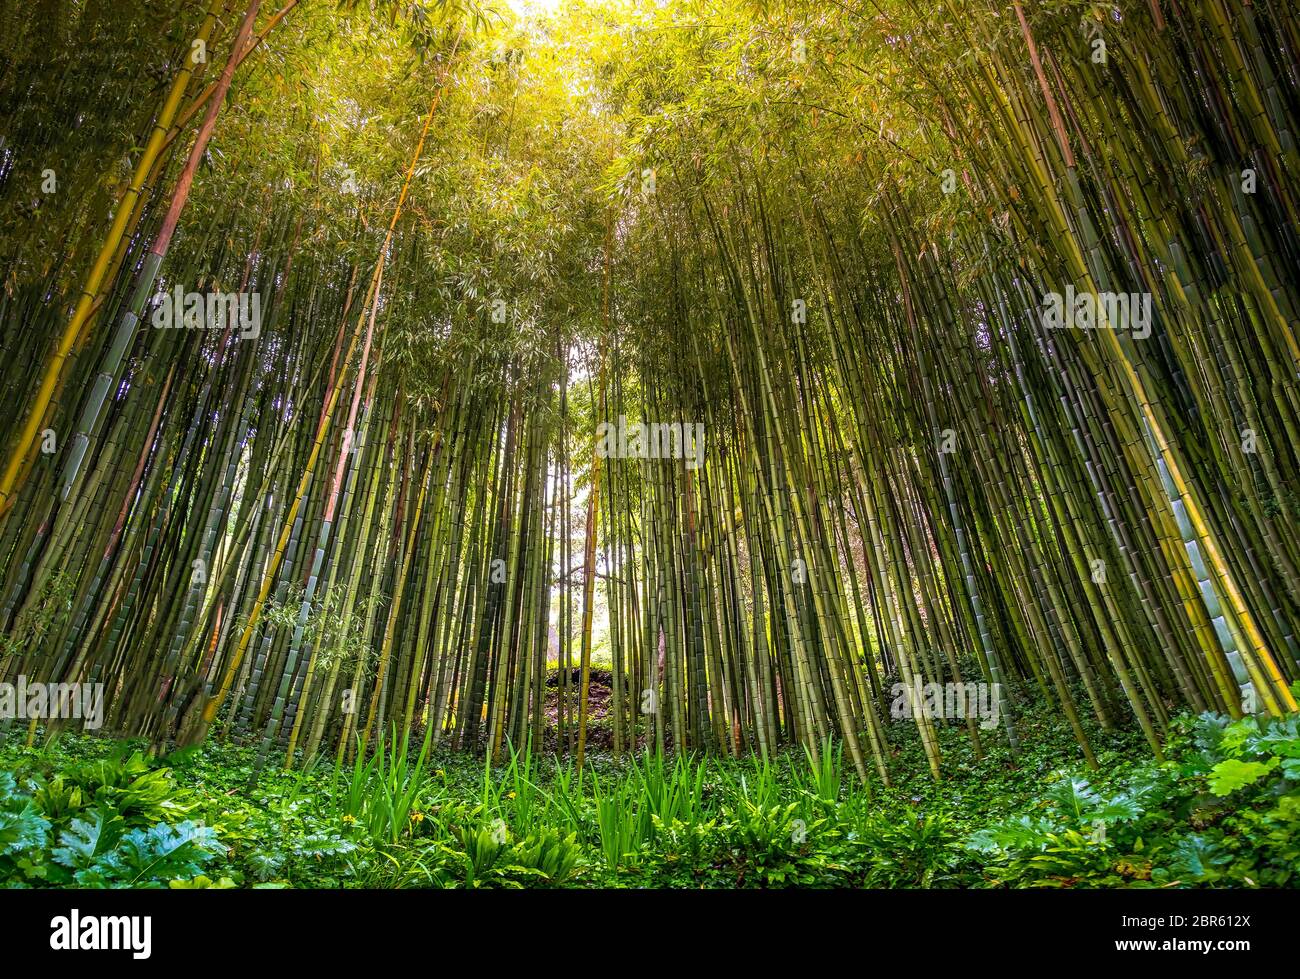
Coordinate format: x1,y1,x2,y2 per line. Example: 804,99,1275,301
1,684,1297,888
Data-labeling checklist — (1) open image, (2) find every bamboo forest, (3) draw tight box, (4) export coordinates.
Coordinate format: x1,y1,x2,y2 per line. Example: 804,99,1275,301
1,0,1299,910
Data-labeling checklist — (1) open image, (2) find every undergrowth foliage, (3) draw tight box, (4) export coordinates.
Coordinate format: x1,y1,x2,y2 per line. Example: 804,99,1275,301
2,0,1298,788
4,701,1297,889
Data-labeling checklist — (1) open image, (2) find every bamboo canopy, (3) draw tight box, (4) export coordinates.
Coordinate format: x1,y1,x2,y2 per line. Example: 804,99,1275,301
1,0,1297,781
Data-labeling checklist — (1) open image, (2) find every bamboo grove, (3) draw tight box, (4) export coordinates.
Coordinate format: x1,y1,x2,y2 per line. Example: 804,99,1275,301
0,0,1297,785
